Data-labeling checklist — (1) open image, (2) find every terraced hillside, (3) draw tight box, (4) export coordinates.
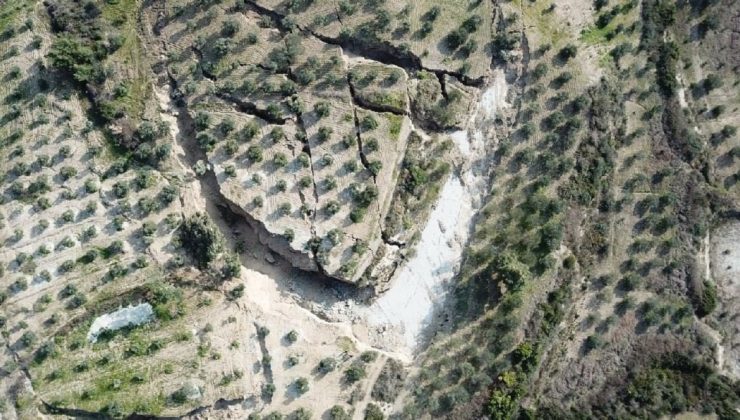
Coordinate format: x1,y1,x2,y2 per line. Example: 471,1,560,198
0,0,739,419
151,0,488,283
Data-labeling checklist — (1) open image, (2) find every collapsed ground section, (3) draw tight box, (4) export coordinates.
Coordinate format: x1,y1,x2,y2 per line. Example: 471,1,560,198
160,2,478,283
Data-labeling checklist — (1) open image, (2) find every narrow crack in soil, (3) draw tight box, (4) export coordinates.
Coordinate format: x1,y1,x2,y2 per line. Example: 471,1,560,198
351,105,375,184
215,92,288,125
192,46,217,82
347,75,407,116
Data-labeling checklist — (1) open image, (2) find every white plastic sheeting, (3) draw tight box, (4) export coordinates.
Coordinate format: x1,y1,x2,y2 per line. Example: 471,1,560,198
87,303,155,342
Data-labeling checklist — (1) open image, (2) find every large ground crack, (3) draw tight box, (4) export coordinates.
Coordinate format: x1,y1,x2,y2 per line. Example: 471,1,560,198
347,76,407,116
239,0,485,88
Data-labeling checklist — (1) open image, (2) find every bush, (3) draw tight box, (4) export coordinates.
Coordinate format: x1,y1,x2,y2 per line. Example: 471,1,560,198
317,126,333,143
299,176,313,189
294,377,309,395
297,153,310,167
325,200,340,215
360,351,378,363
314,102,330,118
59,166,78,180
48,36,97,83
531,62,548,80
286,330,298,344
289,408,312,420
584,334,604,352
262,383,276,400
344,364,366,383
270,177,287,192
318,357,336,374
364,403,384,420
278,202,292,216
180,213,223,269
445,28,468,50
558,44,578,61
361,115,378,131
221,20,240,37
274,153,288,167
490,252,531,292
247,145,264,162
329,405,351,420
696,281,717,317
368,161,382,176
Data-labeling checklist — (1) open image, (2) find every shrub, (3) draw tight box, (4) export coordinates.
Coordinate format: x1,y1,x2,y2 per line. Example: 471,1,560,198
360,351,378,363
297,153,310,167
299,176,313,189
531,62,549,80
344,364,366,383
276,179,288,192
490,251,530,292
247,145,264,162
289,408,312,420
342,134,357,148
368,161,382,176
317,126,333,143
48,37,97,83
584,334,603,352
325,200,340,215
224,165,237,178
329,405,351,420
278,202,292,216
350,207,366,223
221,20,240,37
60,166,78,180
696,281,717,317
180,213,223,268
558,44,578,61
229,284,245,300
274,153,288,167
314,102,330,118
321,154,334,166
67,293,87,309
213,38,231,57
361,115,378,131
324,176,337,191
20,331,37,348
364,403,384,420
318,357,336,374
294,377,309,395
84,179,99,193
445,28,468,50
240,122,259,141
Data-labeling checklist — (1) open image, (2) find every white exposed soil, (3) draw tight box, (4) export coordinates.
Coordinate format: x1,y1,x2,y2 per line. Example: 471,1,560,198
709,221,740,380
355,71,509,355
677,75,689,109
87,303,154,343
361,174,473,350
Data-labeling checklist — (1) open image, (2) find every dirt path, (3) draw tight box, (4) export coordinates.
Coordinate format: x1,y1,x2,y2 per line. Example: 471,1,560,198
352,355,388,420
